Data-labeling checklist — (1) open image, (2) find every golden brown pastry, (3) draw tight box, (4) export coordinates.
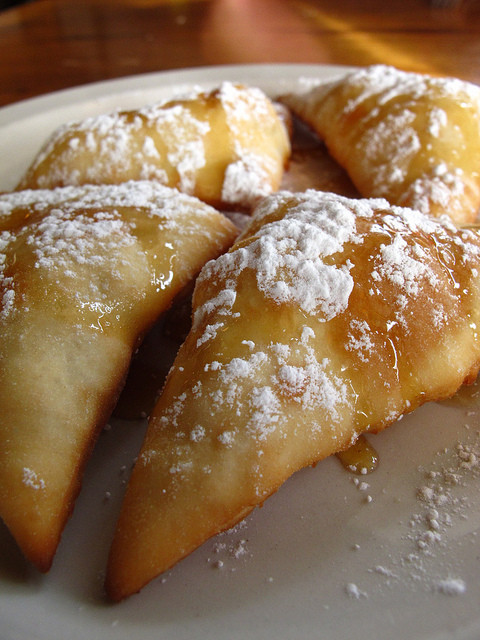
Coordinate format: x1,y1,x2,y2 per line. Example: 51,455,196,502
0,181,237,572
17,83,291,211
105,189,480,601
281,65,480,224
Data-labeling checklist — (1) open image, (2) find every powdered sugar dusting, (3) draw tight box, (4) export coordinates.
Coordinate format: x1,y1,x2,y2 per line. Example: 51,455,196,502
22,467,46,491
0,231,14,320
342,416,480,603
363,109,421,193
221,155,272,207
435,578,466,596
27,207,135,272
377,233,438,297
20,82,290,209
207,519,252,571
283,64,480,223
23,99,211,191
0,181,232,323
194,189,480,353
408,437,480,564
345,582,368,599
193,191,369,342
218,82,290,207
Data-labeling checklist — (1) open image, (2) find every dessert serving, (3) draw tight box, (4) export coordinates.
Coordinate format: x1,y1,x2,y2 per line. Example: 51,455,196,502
17,83,291,211
282,65,480,225
105,190,480,601
0,181,237,572
0,64,479,606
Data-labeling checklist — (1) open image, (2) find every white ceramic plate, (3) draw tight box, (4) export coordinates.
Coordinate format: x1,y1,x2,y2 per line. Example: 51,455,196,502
1,64,480,640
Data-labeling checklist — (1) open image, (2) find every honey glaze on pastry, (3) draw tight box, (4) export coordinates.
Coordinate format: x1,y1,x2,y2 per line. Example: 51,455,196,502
16,83,291,211
336,434,378,475
105,190,480,601
281,65,480,224
0,181,237,572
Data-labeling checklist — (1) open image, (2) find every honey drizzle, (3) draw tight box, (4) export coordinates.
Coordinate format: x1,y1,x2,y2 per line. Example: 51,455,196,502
336,435,379,475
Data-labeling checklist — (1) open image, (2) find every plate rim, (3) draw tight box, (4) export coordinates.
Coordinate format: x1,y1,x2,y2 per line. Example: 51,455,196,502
0,62,354,124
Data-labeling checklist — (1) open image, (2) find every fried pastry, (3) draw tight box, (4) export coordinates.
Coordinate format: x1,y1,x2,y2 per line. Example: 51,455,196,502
16,83,291,211
0,181,238,572
281,65,480,224
105,189,480,601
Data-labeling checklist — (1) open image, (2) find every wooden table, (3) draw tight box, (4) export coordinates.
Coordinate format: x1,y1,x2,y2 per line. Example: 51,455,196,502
0,0,479,107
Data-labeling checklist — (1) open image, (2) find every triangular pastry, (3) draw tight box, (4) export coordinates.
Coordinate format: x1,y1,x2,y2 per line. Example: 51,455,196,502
105,189,480,601
281,65,480,224
0,181,238,572
17,83,291,211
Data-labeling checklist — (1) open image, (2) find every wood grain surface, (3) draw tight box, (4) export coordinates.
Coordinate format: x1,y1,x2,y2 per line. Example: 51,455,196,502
0,0,479,107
